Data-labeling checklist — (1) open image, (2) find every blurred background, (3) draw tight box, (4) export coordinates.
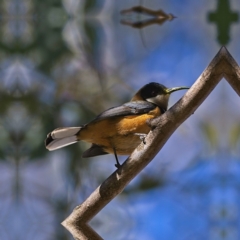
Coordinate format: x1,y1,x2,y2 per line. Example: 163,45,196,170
0,0,240,239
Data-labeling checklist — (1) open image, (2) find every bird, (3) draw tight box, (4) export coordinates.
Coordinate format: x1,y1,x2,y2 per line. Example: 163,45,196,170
45,82,189,168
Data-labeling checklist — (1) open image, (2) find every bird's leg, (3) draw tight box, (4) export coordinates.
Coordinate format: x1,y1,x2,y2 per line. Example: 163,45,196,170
134,133,147,144
113,148,121,169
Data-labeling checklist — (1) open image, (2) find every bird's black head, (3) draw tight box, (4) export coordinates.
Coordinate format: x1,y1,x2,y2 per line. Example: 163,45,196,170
132,82,189,111
140,82,168,100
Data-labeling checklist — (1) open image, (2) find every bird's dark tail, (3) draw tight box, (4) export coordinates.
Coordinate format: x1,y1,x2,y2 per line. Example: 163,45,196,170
45,127,82,151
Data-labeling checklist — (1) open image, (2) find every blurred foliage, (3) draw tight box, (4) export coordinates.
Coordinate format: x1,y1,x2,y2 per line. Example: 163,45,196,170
208,0,238,45
230,124,240,150
0,0,70,74
201,122,218,150
124,175,166,194
84,0,97,13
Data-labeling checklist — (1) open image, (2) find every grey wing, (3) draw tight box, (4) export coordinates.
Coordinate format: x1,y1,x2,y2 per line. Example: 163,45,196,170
91,101,156,123
82,144,109,158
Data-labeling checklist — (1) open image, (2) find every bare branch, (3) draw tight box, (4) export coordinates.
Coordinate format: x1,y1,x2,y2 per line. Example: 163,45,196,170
221,47,240,95
62,47,240,239
120,6,175,29
120,6,174,18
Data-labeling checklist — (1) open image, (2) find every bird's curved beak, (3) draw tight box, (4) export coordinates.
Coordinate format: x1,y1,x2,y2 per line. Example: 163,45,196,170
165,86,189,94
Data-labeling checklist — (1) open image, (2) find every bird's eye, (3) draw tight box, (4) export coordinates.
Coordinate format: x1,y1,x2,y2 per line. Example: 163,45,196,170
151,90,156,96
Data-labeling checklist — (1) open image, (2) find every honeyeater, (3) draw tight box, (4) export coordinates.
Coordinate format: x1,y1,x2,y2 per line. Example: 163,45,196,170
45,82,188,168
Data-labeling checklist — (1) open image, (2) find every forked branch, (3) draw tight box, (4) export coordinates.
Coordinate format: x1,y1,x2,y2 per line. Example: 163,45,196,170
62,47,240,240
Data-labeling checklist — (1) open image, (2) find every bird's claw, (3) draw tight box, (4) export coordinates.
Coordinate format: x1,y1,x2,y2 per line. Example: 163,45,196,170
115,163,121,169
135,133,147,144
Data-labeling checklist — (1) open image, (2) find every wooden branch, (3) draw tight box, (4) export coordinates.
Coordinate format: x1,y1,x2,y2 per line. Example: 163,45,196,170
120,6,175,29
221,48,240,95
121,18,169,29
120,6,174,19
62,47,240,239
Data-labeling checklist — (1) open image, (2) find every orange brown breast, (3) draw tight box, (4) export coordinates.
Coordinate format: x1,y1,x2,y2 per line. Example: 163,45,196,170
78,106,161,155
